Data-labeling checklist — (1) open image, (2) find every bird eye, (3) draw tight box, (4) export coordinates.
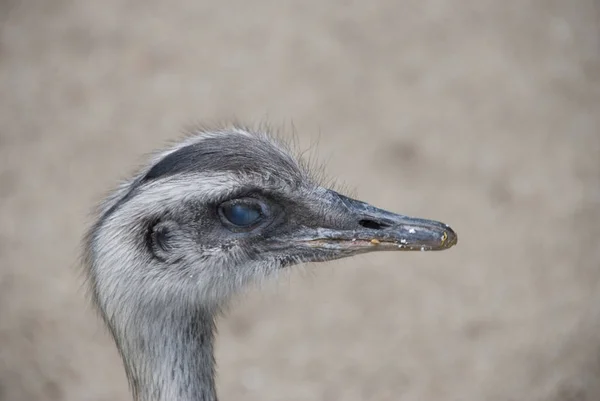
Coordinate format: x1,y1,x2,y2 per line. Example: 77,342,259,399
219,200,264,228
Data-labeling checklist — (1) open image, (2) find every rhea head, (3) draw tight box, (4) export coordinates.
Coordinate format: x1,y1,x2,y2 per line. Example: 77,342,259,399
83,126,457,400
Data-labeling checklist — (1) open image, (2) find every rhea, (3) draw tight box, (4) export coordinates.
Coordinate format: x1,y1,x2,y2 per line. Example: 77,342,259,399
83,126,457,401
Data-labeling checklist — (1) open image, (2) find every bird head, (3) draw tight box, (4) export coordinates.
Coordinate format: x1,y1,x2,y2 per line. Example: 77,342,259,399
84,127,457,315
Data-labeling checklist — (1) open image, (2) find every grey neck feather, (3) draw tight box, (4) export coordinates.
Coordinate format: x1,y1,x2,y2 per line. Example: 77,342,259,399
114,304,218,401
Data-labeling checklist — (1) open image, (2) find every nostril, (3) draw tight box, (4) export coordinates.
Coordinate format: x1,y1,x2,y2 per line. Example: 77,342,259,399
359,219,390,230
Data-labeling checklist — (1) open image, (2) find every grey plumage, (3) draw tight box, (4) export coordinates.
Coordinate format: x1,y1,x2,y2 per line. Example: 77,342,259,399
83,125,457,401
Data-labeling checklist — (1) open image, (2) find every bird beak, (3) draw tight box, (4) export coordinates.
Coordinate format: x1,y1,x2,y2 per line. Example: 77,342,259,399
295,191,457,254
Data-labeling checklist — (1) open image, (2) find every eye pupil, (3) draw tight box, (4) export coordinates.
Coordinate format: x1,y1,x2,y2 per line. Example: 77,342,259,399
221,203,262,227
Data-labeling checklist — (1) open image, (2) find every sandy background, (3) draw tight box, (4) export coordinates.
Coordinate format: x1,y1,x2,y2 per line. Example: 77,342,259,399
1,0,599,400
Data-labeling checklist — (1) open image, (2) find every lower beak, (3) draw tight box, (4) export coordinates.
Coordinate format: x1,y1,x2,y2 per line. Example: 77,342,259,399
299,193,457,253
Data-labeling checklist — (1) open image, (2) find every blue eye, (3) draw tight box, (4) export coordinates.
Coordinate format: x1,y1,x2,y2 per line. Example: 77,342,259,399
220,201,263,227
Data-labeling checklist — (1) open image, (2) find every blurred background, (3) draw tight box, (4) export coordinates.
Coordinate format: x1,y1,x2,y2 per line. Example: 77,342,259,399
1,0,599,400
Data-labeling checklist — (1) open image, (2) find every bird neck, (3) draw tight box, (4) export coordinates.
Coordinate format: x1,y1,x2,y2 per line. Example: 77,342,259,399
115,305,218,401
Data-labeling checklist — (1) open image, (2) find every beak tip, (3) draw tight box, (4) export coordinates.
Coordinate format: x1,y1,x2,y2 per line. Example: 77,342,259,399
442,225,458,249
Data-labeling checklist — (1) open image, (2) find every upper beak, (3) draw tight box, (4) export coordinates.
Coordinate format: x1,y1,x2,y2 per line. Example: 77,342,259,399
298,192,457,253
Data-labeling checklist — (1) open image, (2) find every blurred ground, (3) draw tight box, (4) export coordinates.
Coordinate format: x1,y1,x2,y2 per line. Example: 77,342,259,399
1,0,599,400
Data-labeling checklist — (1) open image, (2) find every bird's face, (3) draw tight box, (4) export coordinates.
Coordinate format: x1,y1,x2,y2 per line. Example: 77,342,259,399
204,185,457,266
87,128,457,310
